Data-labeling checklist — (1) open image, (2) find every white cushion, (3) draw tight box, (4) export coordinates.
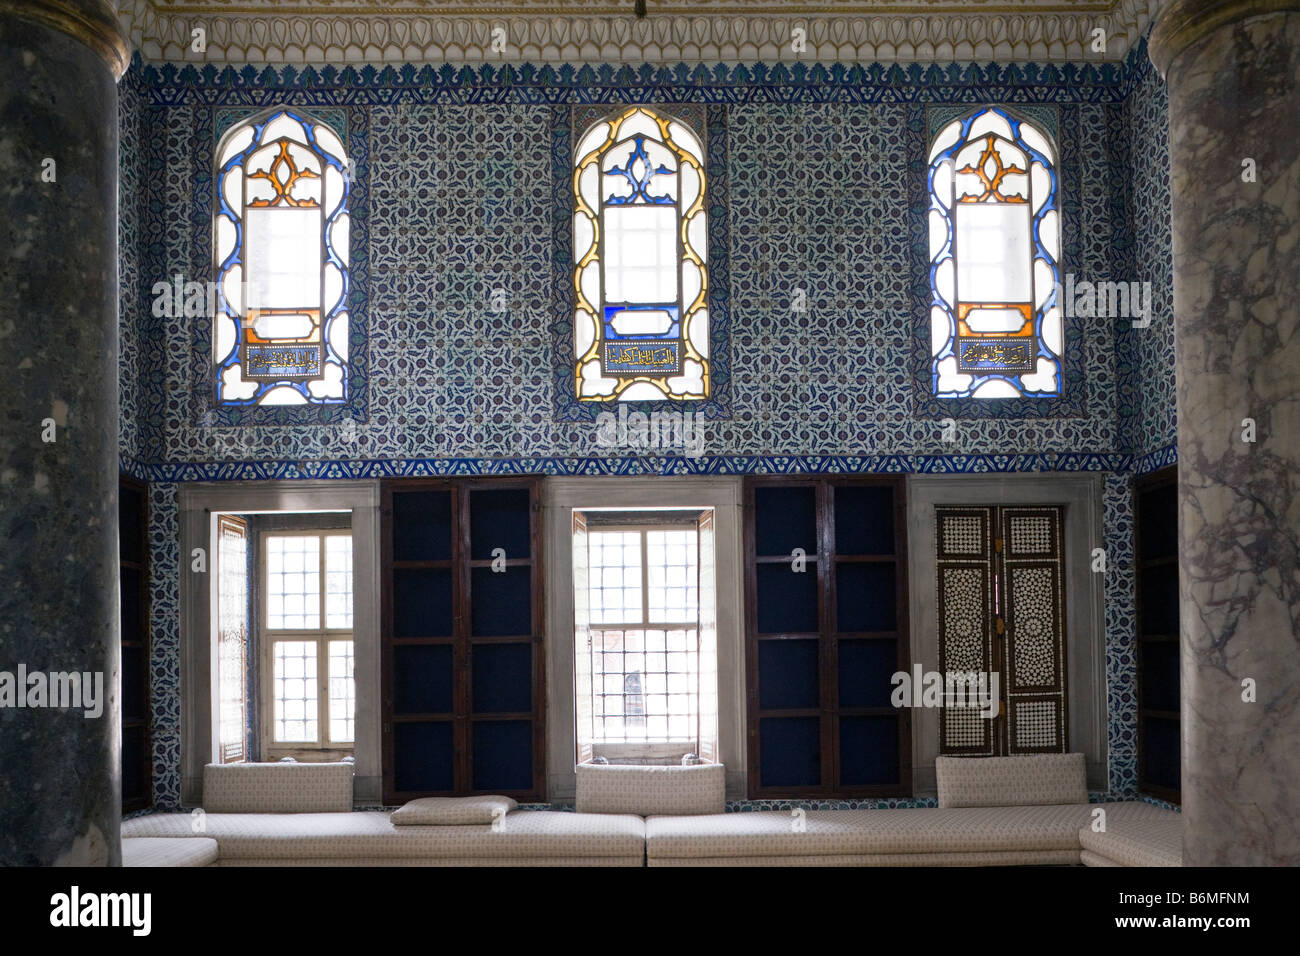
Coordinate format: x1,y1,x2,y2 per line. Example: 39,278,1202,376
1078,804,1182,866
935,753,1088,808
646,805,1096,859
575,763,725,815
123,810,645,861
391,796,518,826
203,761,354,813
123,837,218,867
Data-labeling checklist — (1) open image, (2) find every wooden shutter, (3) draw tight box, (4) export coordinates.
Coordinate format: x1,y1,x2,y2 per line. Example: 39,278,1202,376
746,477,910,797
1134,467,1180,802
119,476,152,811
382,478,545,803
572,509,593,766
696,508,719,763
935,507,998,756
936,505,1068,756
216,514,249,764
999,506,1068,755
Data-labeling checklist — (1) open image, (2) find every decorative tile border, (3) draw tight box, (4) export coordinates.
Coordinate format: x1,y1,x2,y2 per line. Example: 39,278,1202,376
117,0,1162,67
132,451,1135,483
135,60,1132,106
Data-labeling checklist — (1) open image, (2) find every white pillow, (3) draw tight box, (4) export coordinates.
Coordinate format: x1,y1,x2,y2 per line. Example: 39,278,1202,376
390,795,518,825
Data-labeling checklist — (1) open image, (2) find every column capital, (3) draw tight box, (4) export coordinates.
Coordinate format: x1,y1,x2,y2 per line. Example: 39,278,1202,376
0,0,129,78
1149,0,1300,77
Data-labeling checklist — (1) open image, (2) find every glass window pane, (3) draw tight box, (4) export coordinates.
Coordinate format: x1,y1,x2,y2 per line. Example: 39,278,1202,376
266,536,320,629
326,535,353,629
273,641,318,742
328,640,355,743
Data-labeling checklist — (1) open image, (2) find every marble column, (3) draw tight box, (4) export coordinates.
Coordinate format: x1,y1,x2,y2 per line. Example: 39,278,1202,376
0,0,129,865
1149,0,1300,865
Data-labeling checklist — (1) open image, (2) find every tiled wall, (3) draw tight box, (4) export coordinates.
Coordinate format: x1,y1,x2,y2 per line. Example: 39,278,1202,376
117,66,144,470
117,43,1174,808
1121,52,1177,463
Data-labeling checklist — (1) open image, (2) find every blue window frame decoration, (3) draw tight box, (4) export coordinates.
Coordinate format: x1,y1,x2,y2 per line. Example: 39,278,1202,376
214,108,351,406
574,106,709,401
928,106,1061,399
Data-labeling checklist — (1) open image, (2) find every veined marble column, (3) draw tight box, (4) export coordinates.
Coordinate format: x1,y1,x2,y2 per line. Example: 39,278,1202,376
1149,0,1300,865
0,0,129,865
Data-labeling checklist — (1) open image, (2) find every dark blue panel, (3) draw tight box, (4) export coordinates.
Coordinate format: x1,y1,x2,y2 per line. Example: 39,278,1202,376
470,488,532,561
471,566,532,636
393,490,453,561
758,638,819,710
473,720,533,791
393,644,454,714
393,567,454,637
472,642,533,713
1140,640,1179,713
1142,716,1180,792
394,722,455,792
1140,563,1178,636
1138,483,1177,562
834,485,895,556
121,568,144,641
122,644,147,721
837,638,898,709
838,715,899,787
754,486,817,557
122,725,147,803
835,562,897,632
119,486,145,562
755,563,819,634
759,716,820,787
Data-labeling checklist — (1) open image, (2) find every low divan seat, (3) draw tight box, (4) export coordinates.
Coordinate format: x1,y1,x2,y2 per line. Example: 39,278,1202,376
122,836,219,868
122,810,646,866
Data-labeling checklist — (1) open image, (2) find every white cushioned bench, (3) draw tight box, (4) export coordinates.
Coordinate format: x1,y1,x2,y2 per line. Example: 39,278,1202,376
122,836,219,867
122,809,646,866
1079,812,1182,867
639,754,1181,867
120,756,1181,866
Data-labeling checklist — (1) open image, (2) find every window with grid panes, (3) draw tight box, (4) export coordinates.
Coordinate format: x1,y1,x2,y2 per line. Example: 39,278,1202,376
263,532,354,752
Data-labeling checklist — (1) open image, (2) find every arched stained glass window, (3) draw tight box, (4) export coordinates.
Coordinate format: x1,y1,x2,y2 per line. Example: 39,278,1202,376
928,107,1061,398
574,107,709,401
214,108,350,406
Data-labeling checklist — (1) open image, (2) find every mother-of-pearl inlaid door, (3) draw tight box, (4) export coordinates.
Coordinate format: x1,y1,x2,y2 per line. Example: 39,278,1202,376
936,506,1067,755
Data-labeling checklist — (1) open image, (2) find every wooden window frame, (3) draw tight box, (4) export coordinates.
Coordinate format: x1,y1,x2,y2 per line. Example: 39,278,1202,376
579,517,708,756
744,476,912,799
260,529,355,758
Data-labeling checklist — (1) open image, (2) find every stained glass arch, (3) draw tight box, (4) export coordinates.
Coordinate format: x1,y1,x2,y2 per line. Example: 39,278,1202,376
573,107,709,401
214,107,351,406
927,106,1061,399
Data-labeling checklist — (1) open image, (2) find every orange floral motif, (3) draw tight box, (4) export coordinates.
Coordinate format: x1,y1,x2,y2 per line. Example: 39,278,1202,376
248,139,321,208
956,134,1028,204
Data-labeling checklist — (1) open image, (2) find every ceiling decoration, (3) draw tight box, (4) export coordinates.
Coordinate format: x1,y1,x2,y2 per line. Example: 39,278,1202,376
116,0,1163,65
